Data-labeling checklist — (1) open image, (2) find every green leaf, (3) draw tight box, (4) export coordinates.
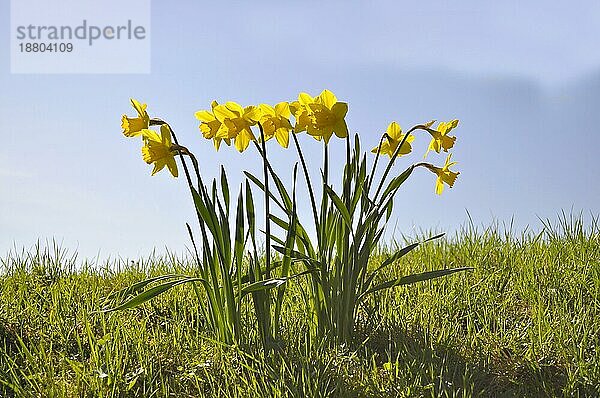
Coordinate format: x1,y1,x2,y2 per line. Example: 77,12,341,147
360,267,473,299
103,277,204,312
269,167,294,212
245,180,256,242
221,166,230,215
364,233,447,290
380,166,414,204
324,184,352,229
385,198,393,221
105,274,185,302
244,171,286,213
240,268,316,297
191,187,222,248
233,187,245,270
240,278,286,296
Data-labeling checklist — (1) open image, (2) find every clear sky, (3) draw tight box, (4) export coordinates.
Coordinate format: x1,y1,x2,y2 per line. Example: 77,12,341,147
1,0,599,261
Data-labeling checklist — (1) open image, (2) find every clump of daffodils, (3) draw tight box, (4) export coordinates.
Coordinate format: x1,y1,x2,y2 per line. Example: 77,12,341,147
121,89,460,194
117,90,468,348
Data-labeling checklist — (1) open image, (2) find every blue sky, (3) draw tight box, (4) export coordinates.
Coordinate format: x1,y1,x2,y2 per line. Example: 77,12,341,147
1,0,599,260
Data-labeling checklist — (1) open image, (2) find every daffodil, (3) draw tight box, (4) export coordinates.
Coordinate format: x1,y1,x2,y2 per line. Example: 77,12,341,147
140,125,178,177
290,90,349,144
424,119,458,158
213,102,260,152
195,101,231,151
121,98,150,137
424,153,459,195
371,122,414,158
258,102,293,148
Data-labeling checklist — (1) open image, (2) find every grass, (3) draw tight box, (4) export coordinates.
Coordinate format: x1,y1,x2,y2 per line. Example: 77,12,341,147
1,214,599,397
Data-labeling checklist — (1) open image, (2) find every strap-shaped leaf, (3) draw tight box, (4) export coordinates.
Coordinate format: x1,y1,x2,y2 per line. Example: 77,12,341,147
239,269,315,297
191,186,223,250
240,261,285,284
233,188,245,271
105,274,186,302
363,233,446,291
272,245,321,270
245,180,256,242
324,184,352,228
240,278,286,296
360,267,473,300
103,277,204,312
379,166,414,205
269,167,294,212
243,171,286,213
269,214,313,254
221,166,230,215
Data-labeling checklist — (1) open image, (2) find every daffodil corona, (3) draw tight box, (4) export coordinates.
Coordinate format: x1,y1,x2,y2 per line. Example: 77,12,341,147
425,119,458,158
121,98,150,137
423,153,459,195
141,125,178,177
257,102,293,148
371,122,414,158
290,90,349,144
213,102,260,152
195,101,230,151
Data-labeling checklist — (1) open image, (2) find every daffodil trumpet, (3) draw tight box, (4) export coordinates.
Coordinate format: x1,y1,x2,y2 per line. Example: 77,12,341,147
371,124,420,202
415,154,460,195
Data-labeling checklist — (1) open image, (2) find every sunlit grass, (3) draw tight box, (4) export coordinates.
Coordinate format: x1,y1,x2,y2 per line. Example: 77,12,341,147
1,214,599,397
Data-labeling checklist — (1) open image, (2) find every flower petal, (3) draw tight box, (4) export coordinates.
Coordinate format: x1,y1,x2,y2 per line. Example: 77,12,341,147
298,92,314,105
275,129,290,148
213,104,237,122
318,89,338,109
386,122,402,140
331,102,348,119
195,110,215,122
274,102,291,118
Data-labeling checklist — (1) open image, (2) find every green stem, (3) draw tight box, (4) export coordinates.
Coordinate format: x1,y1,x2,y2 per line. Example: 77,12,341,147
344,135,351,208
166,126,210,253
291,132,320,239
367,133,387,195
258,124,271,280
320,142,329,252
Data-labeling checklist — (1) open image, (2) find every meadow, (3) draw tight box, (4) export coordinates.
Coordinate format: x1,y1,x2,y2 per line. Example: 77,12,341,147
1,214,598,397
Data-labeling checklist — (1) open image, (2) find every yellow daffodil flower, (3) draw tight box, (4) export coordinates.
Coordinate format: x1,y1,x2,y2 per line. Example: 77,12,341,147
371,121,414,158
424,153,459,195
424,119,458,158
121,98,150,137
290,90,349,144
140,125,178,177
195,100,230,151
258,102,293,148
213,101,260,152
